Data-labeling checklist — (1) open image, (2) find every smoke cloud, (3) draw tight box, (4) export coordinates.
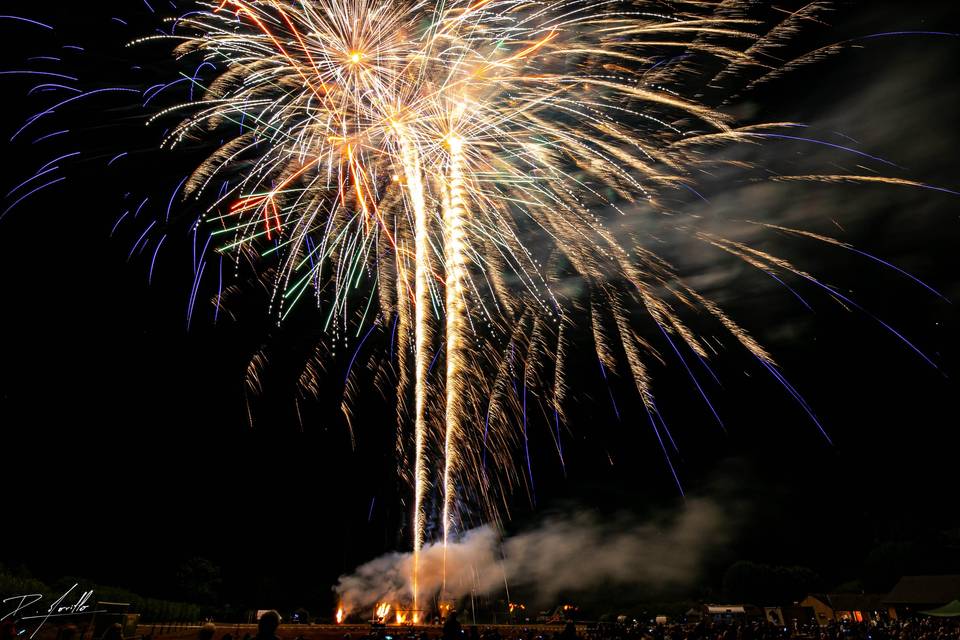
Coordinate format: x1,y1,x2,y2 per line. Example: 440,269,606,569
335,498,730,611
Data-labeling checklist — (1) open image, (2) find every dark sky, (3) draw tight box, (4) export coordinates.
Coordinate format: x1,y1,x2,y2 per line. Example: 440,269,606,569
1,0,959,615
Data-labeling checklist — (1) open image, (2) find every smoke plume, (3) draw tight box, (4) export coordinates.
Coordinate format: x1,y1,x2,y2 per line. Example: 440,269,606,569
335,498,729,611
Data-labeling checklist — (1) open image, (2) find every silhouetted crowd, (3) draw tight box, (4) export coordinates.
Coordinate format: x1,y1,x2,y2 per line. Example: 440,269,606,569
580,619,960,640
340,616,960,640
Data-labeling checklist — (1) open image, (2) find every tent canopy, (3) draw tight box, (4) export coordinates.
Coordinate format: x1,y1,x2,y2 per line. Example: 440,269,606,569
920,600,960,617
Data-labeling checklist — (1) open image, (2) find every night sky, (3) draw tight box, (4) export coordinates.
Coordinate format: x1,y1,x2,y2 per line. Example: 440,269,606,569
1,0,959,616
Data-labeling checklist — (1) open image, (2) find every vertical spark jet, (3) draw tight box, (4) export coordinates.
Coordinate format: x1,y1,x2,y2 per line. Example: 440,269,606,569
395,123,430,615
442,134,469,593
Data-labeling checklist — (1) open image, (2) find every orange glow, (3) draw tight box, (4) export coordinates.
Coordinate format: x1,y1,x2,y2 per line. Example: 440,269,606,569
336,607,344,624
467,0,495,11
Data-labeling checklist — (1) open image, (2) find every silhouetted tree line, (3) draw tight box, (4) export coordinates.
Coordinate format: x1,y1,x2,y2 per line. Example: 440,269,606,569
0,564,210,623
722,562,822,604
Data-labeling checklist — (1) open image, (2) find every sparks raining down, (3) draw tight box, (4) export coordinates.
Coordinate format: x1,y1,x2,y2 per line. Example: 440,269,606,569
4,0,954,615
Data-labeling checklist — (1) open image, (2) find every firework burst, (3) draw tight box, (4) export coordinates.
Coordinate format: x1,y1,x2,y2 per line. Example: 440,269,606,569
3,0,954,612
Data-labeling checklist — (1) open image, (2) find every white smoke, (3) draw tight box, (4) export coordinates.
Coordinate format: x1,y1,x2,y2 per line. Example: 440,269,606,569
335,498,730,611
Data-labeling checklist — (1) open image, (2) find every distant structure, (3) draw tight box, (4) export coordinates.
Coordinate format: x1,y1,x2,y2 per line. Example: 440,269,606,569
763,605,817,628
800,594,885,625
93,601,138,639
685,604,763,623
884,575,960,618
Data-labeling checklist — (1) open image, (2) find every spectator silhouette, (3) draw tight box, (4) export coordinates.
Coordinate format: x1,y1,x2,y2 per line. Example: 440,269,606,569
102,623,124,640
442,612,462,640
198,624,216,640
256,611,281,640
59,626,79,640
559,622,577,640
